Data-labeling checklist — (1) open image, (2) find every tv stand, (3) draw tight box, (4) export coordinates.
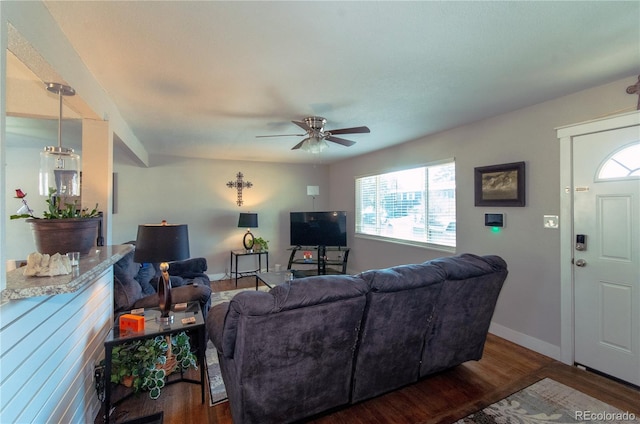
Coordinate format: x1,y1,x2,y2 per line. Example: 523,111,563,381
287,245,350,276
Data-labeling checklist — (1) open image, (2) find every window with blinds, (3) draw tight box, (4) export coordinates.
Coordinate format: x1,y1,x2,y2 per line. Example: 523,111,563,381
355,161,456,248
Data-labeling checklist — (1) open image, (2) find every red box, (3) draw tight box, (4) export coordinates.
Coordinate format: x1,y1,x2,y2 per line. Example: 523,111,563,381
119,314,145,333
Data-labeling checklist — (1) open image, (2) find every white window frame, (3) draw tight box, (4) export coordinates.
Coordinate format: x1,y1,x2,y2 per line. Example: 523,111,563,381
355,159,456,251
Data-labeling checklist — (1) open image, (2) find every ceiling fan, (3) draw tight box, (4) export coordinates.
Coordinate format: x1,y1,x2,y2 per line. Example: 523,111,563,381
257,116,370,153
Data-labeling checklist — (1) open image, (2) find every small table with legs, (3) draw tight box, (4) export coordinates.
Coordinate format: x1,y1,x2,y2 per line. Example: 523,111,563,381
230,249,269,287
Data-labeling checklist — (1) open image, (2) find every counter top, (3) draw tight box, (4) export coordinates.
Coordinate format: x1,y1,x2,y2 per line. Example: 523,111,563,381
1,244,133,303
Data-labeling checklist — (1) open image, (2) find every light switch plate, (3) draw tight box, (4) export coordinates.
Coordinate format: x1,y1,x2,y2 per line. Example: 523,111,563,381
544,215,559,229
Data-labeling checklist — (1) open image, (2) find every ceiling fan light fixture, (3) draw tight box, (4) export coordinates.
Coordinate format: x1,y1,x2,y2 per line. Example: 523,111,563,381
301,136,328,154
258,116,369,151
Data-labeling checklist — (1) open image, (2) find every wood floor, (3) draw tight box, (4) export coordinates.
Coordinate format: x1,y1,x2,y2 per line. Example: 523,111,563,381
98,277,640,424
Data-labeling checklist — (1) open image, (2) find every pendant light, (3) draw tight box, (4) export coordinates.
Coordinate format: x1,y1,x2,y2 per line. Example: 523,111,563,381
39,82,80,197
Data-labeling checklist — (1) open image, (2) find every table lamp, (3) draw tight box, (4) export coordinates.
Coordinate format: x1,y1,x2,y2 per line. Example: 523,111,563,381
238,212,258,250
134,221,190,324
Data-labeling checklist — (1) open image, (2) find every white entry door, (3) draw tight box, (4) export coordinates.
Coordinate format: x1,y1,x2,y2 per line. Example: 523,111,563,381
573,125,639,386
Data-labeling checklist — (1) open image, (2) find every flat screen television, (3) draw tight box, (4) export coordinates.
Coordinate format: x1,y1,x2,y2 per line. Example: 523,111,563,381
290,211,347,247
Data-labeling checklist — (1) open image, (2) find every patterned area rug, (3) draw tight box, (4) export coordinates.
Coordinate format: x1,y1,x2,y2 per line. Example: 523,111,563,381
206,286,269,406
456,378,637,423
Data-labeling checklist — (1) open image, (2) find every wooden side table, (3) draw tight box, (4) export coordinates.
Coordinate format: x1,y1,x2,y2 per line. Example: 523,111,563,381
230,249,269,287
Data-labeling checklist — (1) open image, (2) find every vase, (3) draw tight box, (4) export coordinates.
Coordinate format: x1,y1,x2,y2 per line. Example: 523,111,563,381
27,217,101,255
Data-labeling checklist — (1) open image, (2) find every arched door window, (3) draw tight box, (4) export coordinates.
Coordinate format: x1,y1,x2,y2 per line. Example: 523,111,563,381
597,141,640,181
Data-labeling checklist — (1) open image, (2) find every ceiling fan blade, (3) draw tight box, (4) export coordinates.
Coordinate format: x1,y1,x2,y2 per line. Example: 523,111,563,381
327,126,370,135
292,120,312,132
291,139,306,150
256,133,306,138
326,135,356,147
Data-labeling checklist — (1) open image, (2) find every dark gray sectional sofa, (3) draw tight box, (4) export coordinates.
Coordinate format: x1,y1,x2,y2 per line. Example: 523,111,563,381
207,253,508,424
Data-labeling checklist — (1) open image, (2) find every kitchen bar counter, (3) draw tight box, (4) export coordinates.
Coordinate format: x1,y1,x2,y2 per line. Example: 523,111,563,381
1,244,133,303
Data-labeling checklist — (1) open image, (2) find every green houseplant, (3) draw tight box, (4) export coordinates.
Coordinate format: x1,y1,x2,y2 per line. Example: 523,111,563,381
11,188,101,255
253,237,269,251
108,332,197,400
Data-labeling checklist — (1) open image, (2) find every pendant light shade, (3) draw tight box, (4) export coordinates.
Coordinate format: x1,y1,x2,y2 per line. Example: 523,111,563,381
39,83,80,197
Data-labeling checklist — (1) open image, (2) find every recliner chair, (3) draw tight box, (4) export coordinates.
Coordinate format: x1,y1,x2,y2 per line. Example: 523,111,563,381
113,248,212,320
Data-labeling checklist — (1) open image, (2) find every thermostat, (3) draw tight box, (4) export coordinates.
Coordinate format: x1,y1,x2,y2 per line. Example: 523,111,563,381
485,213,505,228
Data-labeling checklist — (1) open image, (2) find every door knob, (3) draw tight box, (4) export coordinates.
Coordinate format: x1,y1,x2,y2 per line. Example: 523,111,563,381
575,259,587,267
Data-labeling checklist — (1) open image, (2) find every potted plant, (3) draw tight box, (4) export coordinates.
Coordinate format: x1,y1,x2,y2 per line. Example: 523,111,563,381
253,237,269,251
11,188,101,255
107,331,197,400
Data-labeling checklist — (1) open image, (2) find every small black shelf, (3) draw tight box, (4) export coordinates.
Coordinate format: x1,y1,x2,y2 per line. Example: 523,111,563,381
286,245,350,276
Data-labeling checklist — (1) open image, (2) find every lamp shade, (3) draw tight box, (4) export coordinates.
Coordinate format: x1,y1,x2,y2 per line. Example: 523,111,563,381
238,213,258,228
134,223,190,263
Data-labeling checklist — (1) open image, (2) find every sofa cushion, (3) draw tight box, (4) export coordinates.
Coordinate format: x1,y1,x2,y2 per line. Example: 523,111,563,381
113,275,142,312
135,263,157,295
166,257,208,276
352,263,446,402
429,253,507,280
113,251,144,311
419,253,508,376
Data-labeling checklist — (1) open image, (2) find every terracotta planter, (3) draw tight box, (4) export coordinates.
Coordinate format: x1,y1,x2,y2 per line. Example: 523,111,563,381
27,217,101,255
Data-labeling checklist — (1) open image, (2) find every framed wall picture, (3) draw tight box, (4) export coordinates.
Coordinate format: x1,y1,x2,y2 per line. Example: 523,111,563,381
474,161,526,206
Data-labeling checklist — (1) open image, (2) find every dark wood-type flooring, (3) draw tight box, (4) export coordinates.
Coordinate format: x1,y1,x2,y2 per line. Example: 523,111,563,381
97,277,640,424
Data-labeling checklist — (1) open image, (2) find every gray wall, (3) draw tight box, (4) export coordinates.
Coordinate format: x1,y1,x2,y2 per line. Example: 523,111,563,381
328,75,637,357
111,153,330,278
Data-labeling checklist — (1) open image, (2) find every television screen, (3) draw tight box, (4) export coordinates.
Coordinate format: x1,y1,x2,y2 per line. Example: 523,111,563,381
290,211,347,247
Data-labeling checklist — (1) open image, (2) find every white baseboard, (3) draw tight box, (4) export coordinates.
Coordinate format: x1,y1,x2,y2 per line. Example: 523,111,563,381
489,322,562,361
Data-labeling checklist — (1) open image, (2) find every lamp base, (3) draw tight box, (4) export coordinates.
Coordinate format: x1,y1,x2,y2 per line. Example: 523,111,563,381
156,315,174,325
243,230,255,250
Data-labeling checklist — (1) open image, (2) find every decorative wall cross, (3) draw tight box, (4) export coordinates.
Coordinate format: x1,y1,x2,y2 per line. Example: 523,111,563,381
626,75,640,110
227,172,253,206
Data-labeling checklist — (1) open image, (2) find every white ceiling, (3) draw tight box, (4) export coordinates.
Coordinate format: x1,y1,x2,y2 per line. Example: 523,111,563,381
7,1,640,164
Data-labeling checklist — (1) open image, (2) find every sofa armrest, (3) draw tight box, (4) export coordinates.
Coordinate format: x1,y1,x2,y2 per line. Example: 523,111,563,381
207,302,230,355
167,257,208,275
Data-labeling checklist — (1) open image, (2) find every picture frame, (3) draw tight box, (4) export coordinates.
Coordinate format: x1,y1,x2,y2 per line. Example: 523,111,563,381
474,161,526,207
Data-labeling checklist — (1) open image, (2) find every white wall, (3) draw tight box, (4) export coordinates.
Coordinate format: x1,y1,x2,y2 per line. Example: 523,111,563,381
328,75,638,358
